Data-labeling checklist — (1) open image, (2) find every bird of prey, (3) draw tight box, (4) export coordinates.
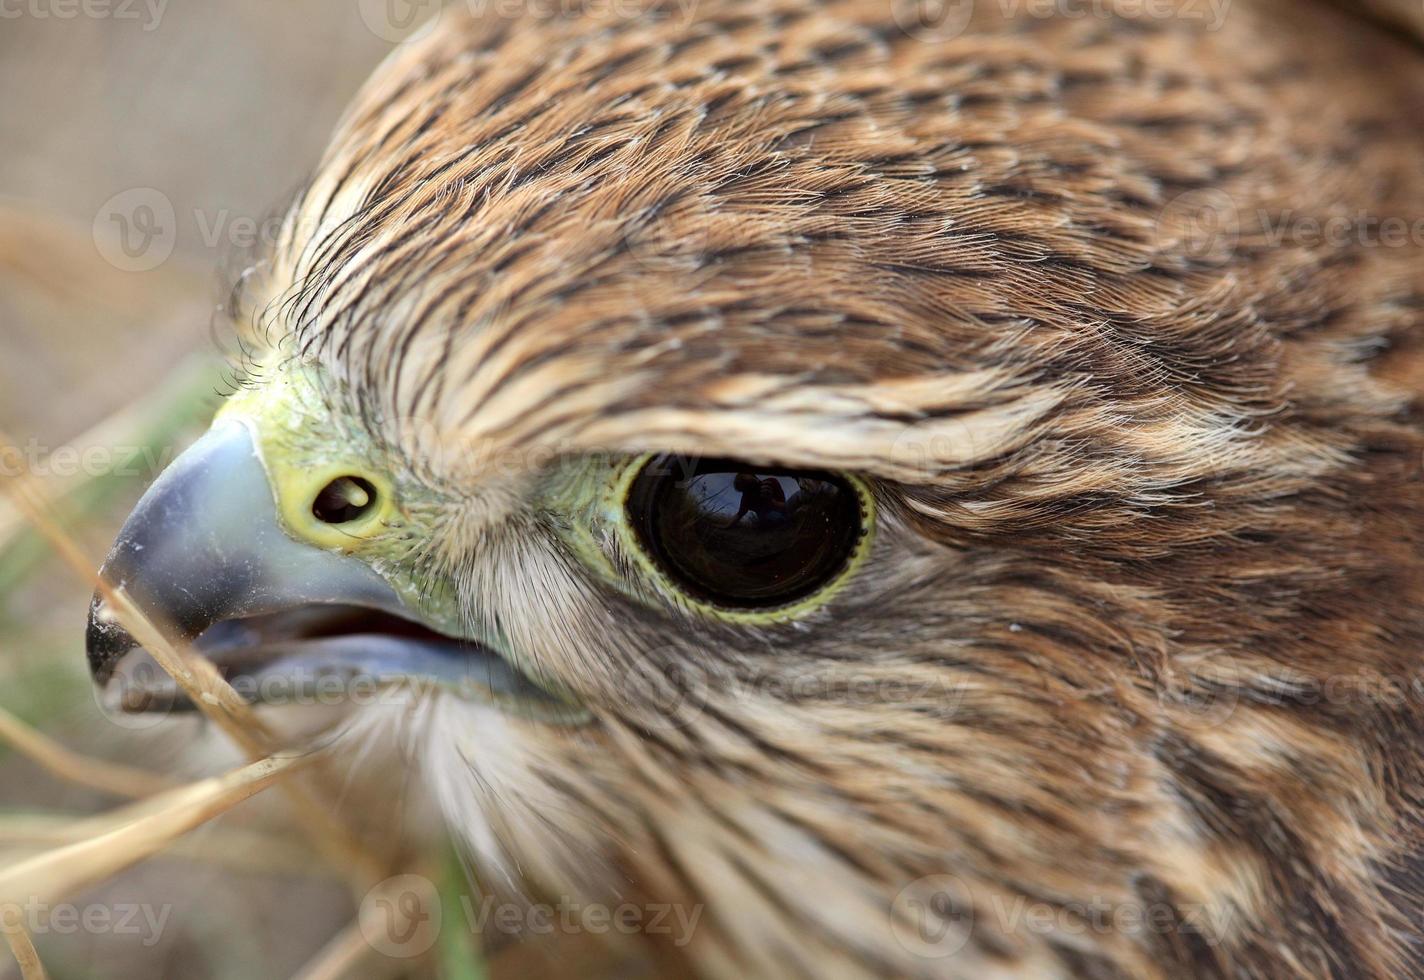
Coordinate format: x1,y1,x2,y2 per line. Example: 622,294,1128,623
84,0,1424,976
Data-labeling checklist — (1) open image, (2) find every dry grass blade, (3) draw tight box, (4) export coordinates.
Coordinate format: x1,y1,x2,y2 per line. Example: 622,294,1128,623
98,585,284,748
0,919,47,980
0,814,338,878
289,919,379,980
0,705,174,799
292,872,447,980
0,754,309,909
0,427,266,733
0,429,387,889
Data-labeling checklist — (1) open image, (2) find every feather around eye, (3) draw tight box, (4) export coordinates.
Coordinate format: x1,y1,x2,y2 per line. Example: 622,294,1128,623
96,1,1424,978
624,454,869,612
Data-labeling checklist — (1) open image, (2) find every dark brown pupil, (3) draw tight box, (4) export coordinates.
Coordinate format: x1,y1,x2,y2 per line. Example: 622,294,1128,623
627,456,862,608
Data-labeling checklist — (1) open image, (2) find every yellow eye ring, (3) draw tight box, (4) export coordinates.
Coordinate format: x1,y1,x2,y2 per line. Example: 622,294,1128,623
611,453,875,624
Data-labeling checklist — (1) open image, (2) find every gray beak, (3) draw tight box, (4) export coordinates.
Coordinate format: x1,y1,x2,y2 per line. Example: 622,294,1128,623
85,420,407,687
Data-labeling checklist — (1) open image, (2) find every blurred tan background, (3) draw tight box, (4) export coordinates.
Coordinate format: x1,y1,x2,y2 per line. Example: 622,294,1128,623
1,6,404,978
0,1,394,443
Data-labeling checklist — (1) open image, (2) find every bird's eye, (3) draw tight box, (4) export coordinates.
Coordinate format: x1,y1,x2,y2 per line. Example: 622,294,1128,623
624,455,869,611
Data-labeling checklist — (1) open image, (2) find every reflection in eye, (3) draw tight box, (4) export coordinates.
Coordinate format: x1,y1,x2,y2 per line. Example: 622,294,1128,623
626,456,864,608
721,473,788,527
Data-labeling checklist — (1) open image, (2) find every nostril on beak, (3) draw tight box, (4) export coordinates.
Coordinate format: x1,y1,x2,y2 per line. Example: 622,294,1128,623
312,476,379,525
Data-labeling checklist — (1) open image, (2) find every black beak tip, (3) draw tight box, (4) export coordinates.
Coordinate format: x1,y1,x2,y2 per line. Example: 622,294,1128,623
86,590,138,688
80,419,413,704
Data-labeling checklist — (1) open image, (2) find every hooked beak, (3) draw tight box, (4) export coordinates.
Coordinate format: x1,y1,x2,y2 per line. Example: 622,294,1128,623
86,420,573,717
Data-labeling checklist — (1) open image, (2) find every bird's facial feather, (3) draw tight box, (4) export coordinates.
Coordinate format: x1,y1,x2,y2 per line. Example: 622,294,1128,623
208,358,889,712
89,0,1424,975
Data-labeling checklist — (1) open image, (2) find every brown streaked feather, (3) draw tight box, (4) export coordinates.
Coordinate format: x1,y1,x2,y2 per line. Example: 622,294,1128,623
228,1,1424,976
